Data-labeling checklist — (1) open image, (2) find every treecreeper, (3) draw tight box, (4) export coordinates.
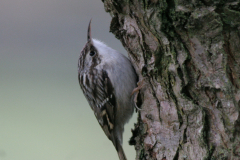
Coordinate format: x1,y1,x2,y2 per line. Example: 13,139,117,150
78,20,137,160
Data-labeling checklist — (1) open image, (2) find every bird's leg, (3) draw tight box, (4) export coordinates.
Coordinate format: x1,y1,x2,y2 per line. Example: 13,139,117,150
131,78,146,111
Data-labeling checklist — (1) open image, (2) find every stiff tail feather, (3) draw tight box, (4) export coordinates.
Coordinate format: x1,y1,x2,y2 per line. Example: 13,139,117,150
111,132,127,160
116,141,127,160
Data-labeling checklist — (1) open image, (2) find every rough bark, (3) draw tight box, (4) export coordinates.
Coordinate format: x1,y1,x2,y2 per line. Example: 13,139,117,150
102,0,240,159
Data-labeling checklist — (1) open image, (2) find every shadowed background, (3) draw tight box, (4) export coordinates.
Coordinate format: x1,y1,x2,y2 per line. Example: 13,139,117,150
0,0,136,160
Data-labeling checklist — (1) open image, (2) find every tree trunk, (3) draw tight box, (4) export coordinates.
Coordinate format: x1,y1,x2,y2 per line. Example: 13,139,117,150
102,0,240,159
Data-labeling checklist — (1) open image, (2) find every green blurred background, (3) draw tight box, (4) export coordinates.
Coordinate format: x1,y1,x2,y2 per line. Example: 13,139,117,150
0,0,137,159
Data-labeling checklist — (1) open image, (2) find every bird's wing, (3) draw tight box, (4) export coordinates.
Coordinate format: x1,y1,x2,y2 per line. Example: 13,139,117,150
78,69,116,140
78,69,127,160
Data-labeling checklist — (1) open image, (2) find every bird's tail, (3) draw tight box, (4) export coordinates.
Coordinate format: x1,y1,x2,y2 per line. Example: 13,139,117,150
116,140,127,160
111,132,127,160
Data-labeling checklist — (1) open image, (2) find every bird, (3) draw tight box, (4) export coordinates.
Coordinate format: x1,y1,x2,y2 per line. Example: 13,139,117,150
78,20,137,160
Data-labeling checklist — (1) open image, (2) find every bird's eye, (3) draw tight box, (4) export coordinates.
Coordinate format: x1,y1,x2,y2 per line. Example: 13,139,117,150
89,51,96,56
